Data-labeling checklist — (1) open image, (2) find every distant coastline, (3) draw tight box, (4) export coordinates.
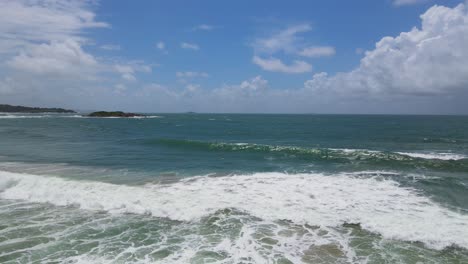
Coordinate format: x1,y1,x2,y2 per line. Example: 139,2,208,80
0,104,75,113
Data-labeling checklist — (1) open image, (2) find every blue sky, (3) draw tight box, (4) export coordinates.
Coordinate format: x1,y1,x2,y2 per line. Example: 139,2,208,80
1,0,468,113
91,0,456,88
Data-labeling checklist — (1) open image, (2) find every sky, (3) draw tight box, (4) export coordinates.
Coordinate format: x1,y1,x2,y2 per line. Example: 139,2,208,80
1,0,468,114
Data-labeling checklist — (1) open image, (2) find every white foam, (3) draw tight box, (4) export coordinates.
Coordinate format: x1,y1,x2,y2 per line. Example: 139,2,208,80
0,115,51,119
330,148,379,154
84,115,162,119
0,114,162,119
131,115,163,119
331,148,466,160
396,152,466,160
0,170,467,250
56,222,361,264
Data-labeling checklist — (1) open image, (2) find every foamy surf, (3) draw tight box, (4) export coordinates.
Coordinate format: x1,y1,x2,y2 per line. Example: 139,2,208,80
396,152,467,160
0,115,52,119
0,114,162,119
0,170,467,251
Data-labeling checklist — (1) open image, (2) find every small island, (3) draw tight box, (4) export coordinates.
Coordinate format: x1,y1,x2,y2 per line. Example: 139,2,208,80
0,104,76,113
87,111,145,118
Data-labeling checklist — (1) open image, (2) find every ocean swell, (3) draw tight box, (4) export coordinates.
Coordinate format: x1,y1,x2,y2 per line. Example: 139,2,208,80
151,139,468,171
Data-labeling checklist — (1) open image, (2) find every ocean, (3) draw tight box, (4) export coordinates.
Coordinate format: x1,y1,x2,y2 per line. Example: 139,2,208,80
0,113,467,263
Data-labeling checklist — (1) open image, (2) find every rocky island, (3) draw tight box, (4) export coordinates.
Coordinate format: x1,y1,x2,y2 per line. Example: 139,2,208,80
87,111,145,118
0,104,75,113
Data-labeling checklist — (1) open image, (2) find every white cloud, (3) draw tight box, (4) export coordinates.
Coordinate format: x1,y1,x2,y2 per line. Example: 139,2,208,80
239,76,268,92
253,24,312,54
0,0,108,54
115,65,136,82
100,44,121,51
7,39,99,78
298,46,336,58
252,56,312,74
176,71,209,78
156,41,165,50
181,42,200,50
393,0,427,6
252,24,335,73
1,0,106,80
193,24,215,31
304,3,468,96
114,62,152,82
117,76,273,112
210,76,270,102
0,0,159,108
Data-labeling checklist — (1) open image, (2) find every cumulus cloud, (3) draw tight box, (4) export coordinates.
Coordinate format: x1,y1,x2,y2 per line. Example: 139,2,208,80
181,42,200,50
304,3,468,96
252,56,312,73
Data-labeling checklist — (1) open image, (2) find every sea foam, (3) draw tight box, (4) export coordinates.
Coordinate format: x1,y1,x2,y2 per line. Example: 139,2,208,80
396,152,467,160
0,170,467,250
0,115,52,119
0,115,162,119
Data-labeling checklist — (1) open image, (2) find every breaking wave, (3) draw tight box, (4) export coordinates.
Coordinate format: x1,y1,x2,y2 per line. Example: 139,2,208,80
150,139,468,171
1,170,467,251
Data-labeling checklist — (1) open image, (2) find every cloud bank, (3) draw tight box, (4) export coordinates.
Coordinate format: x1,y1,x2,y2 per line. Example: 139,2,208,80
304,4,468,96
0,0,151,108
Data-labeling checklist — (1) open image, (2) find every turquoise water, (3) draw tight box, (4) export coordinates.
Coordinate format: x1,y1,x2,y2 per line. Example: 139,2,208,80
0,113,467,263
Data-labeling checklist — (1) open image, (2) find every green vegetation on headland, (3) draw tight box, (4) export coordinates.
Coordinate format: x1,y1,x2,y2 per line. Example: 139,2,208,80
87,111,145,118
0,104,75,113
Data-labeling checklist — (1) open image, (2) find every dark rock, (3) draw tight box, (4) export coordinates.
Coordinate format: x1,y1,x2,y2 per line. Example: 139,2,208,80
87,111,145,118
